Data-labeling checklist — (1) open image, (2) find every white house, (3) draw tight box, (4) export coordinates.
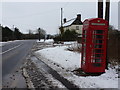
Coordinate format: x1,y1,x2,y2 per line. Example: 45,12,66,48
62,14,83,37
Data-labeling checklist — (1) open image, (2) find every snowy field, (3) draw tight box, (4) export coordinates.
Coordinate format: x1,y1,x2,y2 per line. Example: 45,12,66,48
35,40,118,88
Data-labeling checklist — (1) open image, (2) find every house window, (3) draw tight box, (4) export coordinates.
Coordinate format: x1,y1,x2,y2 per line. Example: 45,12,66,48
76,26,79,30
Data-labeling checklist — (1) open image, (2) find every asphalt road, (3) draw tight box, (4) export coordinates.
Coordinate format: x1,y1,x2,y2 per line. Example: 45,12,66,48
2,40,36,88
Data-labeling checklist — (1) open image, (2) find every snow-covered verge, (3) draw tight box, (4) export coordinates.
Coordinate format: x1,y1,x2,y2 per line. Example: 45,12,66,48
0,42,7,46
0,40,25,46
37,39,54,43
36,46,80,71
35,44,118,88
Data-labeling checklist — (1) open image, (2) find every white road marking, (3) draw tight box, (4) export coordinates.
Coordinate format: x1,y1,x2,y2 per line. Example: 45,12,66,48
0,44,23,55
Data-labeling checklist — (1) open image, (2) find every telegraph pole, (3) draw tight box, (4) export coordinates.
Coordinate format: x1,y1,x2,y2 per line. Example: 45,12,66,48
60,8,64,34
105,0,110,70
61,8,63,27
12,25,14,40
105,0,110,23
38,28,41,41
98,0,103,18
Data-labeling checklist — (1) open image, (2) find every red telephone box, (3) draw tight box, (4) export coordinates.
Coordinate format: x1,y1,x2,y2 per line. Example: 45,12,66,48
81,18,108,73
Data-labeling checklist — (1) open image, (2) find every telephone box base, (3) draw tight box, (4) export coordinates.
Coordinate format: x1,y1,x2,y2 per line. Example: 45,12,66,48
73,68,105,76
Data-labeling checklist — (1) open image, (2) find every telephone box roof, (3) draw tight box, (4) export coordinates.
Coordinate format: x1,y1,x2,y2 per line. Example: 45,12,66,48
84,18,108,22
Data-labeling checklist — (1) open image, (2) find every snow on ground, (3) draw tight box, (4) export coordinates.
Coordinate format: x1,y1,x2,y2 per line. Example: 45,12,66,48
35,42,118,88
0,40,25,46
67,67,118,88
36,46,80,71
37,39,54,43
0,41,13,46
31,57,66,88
63,41,77,45
0,42,7,46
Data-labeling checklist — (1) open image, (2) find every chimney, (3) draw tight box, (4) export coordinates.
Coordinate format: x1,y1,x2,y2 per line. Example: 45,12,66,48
77,14,81,21
63,18,67,23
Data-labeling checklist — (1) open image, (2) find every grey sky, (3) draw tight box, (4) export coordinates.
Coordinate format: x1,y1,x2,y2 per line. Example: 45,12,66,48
1,2,118,34
118,1,120,30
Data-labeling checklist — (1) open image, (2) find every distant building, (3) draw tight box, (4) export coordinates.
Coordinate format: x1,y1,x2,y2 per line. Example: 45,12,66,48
62,14,83,37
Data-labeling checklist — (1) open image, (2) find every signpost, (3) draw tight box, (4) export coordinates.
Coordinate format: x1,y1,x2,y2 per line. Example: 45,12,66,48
38,28,41,41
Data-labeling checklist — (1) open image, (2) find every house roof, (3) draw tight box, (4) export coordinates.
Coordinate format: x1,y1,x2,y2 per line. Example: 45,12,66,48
63,18,76,27
63,14,83,27
71,18,83,25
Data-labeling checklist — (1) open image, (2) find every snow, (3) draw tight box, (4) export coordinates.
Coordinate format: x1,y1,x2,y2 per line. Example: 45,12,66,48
68,67,118,88
0,41,13,46
0,40,25,46
63,41,77,45
63,18,75,27
37,39,54,43
0,42,7,46
36,46,81,71
35,42,119,88
31,57,66,88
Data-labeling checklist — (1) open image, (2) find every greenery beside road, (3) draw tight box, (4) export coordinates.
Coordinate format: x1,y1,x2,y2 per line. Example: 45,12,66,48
53,29,80,42
0,26,53,41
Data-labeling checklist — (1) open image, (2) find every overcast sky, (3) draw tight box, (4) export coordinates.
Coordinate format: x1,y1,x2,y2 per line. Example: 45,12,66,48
0,1,119,34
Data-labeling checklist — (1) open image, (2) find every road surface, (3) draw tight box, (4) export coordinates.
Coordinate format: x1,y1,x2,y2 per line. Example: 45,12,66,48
2,40,36,88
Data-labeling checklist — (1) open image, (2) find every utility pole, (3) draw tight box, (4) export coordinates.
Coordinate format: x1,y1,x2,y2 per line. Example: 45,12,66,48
38,28,41,41
60,8,64,34
61,8,63,27
105,0,110,70
105,0,110,23
12,25,14,40
98,0,103,18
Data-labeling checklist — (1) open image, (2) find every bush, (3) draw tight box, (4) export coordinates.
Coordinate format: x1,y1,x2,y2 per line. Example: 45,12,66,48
61,30,78,41
53,34,61,42
53,30,78,42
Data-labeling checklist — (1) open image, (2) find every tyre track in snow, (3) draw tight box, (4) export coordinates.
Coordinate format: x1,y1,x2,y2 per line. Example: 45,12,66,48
31,56,79,89
25,42,79,89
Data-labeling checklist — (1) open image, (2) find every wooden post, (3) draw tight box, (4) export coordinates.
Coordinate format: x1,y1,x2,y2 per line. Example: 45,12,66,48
105,0,110,69
105,0,110,23
38,28,41,41
98,0,103,18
